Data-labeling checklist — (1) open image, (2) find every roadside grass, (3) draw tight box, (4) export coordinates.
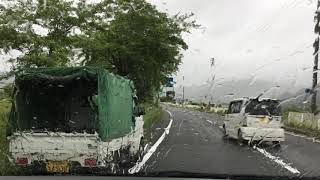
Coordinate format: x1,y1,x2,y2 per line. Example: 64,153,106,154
0,99,19,175
281,106,320,138
215,109,226,116
286,120,315,131
162,102,227,116
142,102,162,129
285,120,320,138
282,107,306,122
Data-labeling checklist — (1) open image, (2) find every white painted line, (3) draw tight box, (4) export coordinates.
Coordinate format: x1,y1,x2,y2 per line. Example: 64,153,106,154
206,120,213,125
165,109,173,118
285,131,320,143
128,110,174,174
253,146,300,175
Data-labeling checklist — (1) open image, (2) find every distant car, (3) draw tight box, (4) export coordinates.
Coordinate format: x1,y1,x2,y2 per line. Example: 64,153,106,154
223,98,285,145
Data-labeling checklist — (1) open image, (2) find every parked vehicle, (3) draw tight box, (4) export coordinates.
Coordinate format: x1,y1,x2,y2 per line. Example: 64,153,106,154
223,97,285,145
6,67,145,174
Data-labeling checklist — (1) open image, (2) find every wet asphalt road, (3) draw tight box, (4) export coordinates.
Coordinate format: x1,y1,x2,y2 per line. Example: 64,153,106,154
142,105,320,178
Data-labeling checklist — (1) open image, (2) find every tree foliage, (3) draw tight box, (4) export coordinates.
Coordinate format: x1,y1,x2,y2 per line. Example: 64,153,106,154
0,0,198,100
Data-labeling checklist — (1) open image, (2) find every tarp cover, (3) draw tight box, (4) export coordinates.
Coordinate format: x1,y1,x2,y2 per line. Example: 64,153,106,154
9,66,135,141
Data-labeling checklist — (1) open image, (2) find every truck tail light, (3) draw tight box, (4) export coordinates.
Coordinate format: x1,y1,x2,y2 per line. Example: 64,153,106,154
84,158,96,167
16,157,28,165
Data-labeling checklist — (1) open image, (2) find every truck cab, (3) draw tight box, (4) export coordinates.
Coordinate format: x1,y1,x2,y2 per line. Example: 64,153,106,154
223,98,285,144
6,67,144,174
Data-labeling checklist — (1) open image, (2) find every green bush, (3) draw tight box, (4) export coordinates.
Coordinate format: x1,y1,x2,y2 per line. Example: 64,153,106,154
0,100,19,175
142,103,162,129
216,109,226,116
281,106,307,123
286,120,320,138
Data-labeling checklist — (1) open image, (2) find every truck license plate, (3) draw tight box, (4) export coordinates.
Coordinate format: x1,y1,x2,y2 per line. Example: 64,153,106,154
46,161,70,173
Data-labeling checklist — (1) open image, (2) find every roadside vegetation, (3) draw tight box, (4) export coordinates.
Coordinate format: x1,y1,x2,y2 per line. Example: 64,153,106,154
162,101,227,115
281,106,320,138
0,85,19,175
285,119,320,138
142,102,162,129
281,106,307,122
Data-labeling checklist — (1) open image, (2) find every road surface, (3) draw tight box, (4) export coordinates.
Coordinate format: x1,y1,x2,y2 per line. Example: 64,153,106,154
141,105,320,178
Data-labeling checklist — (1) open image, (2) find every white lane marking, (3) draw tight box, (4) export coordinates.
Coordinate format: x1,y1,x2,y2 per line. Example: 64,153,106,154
178,119,185,134
129,111,173,174
285,131,320,143
165,109,173,118
206,120,213,125
253,146,300,174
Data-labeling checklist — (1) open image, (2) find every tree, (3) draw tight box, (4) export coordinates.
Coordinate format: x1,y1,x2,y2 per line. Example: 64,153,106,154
79,0,198,99
0,0,198,100
0,0,96,68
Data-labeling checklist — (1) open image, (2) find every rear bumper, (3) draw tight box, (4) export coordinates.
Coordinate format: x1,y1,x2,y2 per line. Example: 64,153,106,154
240,127,285,142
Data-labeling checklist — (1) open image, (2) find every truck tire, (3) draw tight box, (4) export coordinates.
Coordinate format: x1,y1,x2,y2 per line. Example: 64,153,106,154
138,137,145,161
222,124,228,140
238,129,247,146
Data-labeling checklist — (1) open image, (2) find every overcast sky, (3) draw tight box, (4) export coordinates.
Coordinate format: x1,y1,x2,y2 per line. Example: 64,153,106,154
0,0,318,94
148,0,317,93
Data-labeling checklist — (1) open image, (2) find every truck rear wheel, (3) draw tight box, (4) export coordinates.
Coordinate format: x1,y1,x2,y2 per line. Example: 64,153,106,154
222,124,227,136
222,124,228,140
138,137,145,161
237,130,247,146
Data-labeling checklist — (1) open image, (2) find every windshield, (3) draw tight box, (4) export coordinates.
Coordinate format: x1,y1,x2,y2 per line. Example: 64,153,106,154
245,99,281,116
1,0,320,179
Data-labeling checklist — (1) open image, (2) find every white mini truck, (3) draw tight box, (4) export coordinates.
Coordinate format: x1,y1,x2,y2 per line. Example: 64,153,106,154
223,98,285,144
6,67,145,174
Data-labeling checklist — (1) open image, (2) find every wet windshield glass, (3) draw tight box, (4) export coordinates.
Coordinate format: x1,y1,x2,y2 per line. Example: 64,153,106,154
1,0,320,179
245,99,281,116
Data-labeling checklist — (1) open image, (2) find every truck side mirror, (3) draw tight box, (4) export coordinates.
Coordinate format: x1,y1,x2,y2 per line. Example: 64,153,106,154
134,106,145,116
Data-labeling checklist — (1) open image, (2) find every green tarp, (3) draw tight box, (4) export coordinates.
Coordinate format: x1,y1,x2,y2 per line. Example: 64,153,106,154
9,66,135,141
97,70,134,140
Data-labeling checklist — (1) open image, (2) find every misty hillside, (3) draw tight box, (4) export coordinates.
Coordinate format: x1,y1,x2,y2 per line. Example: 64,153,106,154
175,79,312,107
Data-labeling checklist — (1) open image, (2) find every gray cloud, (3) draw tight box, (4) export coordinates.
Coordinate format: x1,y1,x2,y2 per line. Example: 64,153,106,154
148,0,317,97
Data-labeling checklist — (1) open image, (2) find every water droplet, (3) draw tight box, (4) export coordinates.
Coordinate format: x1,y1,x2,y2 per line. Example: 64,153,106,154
225,93,235,97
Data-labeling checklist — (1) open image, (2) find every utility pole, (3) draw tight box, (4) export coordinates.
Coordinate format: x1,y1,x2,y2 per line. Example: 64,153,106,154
312,0,320,114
